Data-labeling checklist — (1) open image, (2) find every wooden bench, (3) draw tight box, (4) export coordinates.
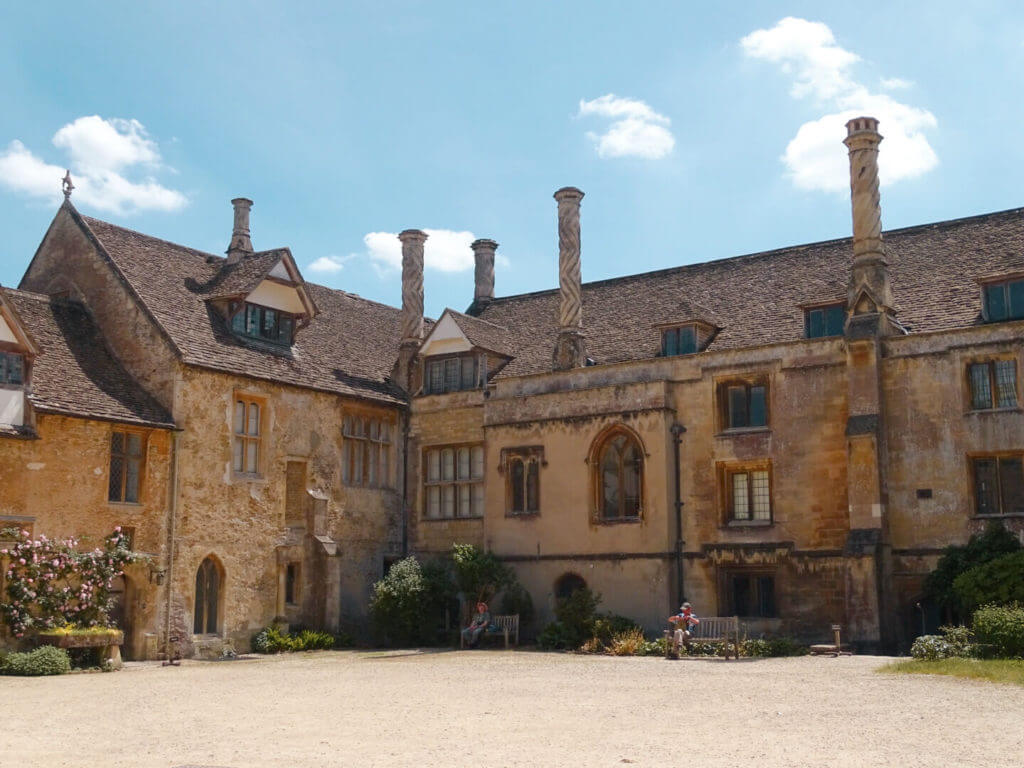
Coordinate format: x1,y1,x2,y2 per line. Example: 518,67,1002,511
460,614,519,649
664,615,740,660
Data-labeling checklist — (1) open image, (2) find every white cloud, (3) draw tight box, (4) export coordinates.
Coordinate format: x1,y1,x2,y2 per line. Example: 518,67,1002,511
308,255,346,273
741,17,937,191
0,116,186,214
363,229,478,274
880,76,913,91
577,94,675,159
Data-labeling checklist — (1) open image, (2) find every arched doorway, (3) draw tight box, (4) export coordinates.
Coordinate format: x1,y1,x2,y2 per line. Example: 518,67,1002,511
554,572,587,601
194,556,222,635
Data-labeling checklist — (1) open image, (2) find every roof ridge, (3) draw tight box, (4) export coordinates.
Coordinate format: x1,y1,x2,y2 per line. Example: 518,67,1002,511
446,307,509,330
82,214,221,264
485,205,1024,305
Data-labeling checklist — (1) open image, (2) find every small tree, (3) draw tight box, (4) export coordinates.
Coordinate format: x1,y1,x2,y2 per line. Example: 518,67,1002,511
368,556,426,647
954,551,1024,611
0,527,137,638
925,522,1021,619
450,543,514,611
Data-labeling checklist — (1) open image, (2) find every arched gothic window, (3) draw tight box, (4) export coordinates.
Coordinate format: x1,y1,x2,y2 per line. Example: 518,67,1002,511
595,429,643,520
194,557,221,635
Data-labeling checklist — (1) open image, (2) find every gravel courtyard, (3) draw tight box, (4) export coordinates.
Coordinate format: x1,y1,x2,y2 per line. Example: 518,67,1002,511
4,650,1022,767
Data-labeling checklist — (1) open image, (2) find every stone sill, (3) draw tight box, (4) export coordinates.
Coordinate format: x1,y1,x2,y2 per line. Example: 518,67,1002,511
232,473,267,485
107,501,144,509
964,407,1022,416
715,427,771,437
420,516,483,523
973,513,1024,520
593,516,643,526
723,520,773,529
506,512,540,520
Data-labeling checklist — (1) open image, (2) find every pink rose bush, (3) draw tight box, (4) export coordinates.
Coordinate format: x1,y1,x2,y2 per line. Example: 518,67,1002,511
1,527,137,638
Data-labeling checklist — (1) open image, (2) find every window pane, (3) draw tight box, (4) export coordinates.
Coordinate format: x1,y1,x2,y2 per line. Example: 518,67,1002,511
341,441,350,484
601,445,619,518
246,440,258,473
662,329,678,357
6,353,23,385
1010,280,1024,320
998,458,1024,515
428,361,443,394
111,431,125,455
247,403,260,435
457,447,471,480
732,473,750,520
526,461,540,512
441,485,455,518
472,483,485,517
732,575,751,617
459,484,471,518
751,470,770,520
108,455,124,501
125,457,140,503
974,458,999,515
678,326,696,355
757,576,776,617
807,309,824,338
278,315,293,344
427,450,440,482
442,449,455,481
261,307,277,338
511,460,525,512
232,437,243,472
970,363,993,410
381,444,390,488
728,386,747,428
367,442,377,486
444,358,460,392
461,356,476,389
749,386,767,427
352,440,363,484
127,433,142,457
995,360,1018,408
231,309,245,333
234,402,245,434
825,305,846,336
427,486,440,518
380,422,390,444
622,443,640,516
369,420,380,440
471,446,484,479
245,305,259,335
986,284,1008,321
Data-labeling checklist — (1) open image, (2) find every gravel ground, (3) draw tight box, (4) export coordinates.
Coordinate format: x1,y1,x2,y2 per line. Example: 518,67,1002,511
4,650,1023,767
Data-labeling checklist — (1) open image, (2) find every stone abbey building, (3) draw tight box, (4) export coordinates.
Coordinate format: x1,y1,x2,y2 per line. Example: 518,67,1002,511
1,117,1022,656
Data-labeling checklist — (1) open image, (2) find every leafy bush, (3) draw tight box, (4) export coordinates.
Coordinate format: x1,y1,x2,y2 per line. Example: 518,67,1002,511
609,628,646,656
252,626,339,653
369,556,429,647
911,635,952,661
953,551,1024,611
252,625,291,654
451,544,514,619
537,587,601,650
0,645,71,676
638,636,668,657
497,582,534,625
742,638,772,657
591,614,641,646
686,640,726,657
293,629,335,651
926,523,1021,612
937,625,974,658
972,603,1024,659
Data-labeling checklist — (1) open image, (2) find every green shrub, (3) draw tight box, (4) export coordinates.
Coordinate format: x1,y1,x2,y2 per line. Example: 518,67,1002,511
497,582,535,625
537,587,601,650
937,625,974,658
1,645,71,676
609,627,646,656
252,625,293,653
638,636,668,656
742,638,772,657
591,614,640,646
954,552,1024,612
292,630,335,651
972,603,1024,659
911,635,952,661
926,523,1021,612
764,637,810,657
686,640,726,657
369,556,429,647
450,544,514,612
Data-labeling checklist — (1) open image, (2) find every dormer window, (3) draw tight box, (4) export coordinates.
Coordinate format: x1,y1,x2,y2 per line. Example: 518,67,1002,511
983,278,1024,322
424,355,479,395
805,303,846,338
231,302,295,345
661,325,697,357
0,351,24,386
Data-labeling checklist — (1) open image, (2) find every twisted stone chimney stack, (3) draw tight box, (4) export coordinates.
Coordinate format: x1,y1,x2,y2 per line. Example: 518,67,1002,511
471,238,498,306
226,198,254,264
844,117,894,322
398,229,427,344
552,186,587,370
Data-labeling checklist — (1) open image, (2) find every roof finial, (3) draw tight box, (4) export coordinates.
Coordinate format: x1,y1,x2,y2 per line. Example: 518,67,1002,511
62,170,74,201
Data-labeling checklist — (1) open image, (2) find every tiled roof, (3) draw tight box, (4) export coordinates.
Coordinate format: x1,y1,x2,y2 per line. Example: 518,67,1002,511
202,249,290,299
445,310,513,357
3,288,174,428
74,210,410,405
472,207,1024,378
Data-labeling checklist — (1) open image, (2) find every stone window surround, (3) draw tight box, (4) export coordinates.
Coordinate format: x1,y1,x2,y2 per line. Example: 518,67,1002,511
588,424,647,525
717,460,774,528
963,353,1020,414
969,451,1024,519
232,392,267,480
421,442,485,521
715,373,771,434
498,446,545,517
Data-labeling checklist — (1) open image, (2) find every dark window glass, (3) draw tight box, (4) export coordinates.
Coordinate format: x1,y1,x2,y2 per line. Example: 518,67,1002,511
424,356,480,394
749,386,767,427
1011,280,1024,319
974,458,1000,515
109,431,143,503
970,363,994,409
724,382,768,429
511,459,525,513
526,461,540,512
598,433,642,520
663,328,678,356
662,326,697,357
999,457,1024,515
444,358,460,392
428,361,444,394
806,305,846,338
807,309,824,339
727,386,748,428
285,563,298,605
461,356,477,389
728,574,776,618
194,557,220,634
732,576,751,617
0,352,25,385
757,576,776,617
231,309,245,333
233,303,295,345
971,456,1024,516
983,282,1024,322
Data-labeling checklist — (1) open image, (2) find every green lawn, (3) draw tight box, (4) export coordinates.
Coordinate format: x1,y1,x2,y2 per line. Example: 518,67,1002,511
880,658,1024,687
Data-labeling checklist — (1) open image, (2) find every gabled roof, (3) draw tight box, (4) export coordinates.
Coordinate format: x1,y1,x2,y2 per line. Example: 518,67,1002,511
202,247,318,319
60,208,408,405
422,309,513,358
472,207,1024,378
655,297,723,330
2,288,174,428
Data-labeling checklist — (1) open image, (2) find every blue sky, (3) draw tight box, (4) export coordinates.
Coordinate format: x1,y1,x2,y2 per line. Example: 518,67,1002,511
2,2,1024,317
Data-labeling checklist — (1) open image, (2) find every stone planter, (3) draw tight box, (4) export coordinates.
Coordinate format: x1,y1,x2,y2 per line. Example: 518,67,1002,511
37,630,124,668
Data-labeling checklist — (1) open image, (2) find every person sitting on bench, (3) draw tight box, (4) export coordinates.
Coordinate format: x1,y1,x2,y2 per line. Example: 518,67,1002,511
461,602,491,648
668,602,700,657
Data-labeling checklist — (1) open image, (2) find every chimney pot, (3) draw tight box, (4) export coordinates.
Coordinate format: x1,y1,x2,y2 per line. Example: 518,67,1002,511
226,198,254,264
471,238,498,305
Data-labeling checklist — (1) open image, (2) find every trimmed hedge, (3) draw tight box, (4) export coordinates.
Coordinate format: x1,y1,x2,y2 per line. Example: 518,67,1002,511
1,645,71,676
972,604,1024,659
954,552,1024,611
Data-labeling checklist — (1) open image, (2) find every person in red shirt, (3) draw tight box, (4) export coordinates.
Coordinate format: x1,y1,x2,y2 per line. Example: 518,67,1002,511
668,602,699,658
